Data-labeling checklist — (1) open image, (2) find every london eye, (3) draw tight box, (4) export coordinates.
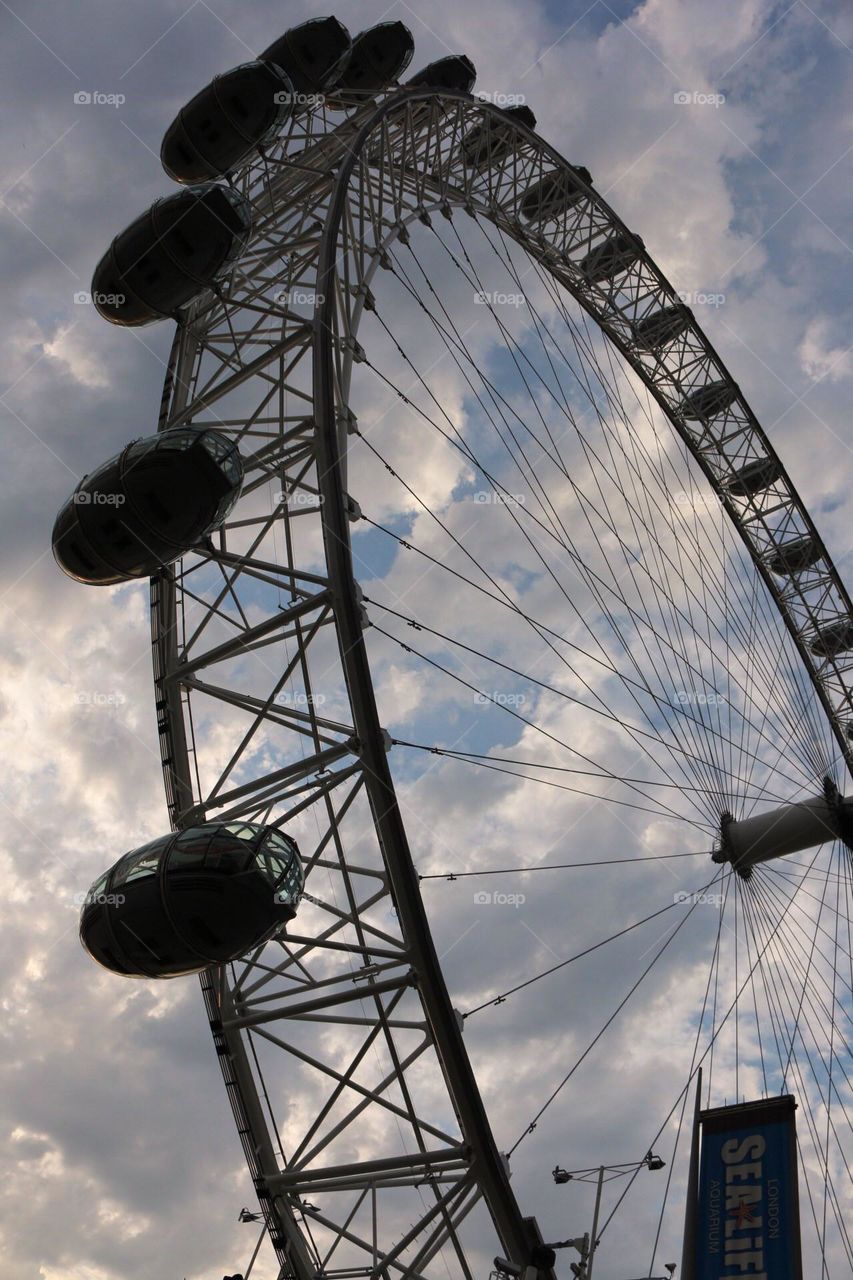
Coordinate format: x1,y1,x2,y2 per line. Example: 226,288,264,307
54,16,853,1277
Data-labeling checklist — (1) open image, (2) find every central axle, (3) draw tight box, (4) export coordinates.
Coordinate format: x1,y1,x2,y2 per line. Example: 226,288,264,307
713,779,852,877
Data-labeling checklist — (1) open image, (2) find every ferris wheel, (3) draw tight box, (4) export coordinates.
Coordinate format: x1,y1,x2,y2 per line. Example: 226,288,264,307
54,16,853,1279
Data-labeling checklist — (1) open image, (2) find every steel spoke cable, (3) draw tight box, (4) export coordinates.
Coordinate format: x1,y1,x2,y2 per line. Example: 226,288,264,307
498,231,834,786
743,877,852,1267
541,292,828,790
647,862,733,1274
371,621,712,831
355,414,723,824
461,232,743,810
507,867,730,1154
753,867,853,1061
779,849,836,1091
746,874,853,1156
357,422,816,808
740,879,770,1095
748,872,853,1088
399,742,712,822
737,875,849,1234
462,869,725,1018
392,234,753,803
416,851,712,878
594,852,827,1244
394,738,757,801
458,214,815,768
823,856,842,1273
356,318,822,803
360,514,800,811
404,226,763,793
764,863,853,987
743,874,853,1262
371,598,772,802
356,345,799,814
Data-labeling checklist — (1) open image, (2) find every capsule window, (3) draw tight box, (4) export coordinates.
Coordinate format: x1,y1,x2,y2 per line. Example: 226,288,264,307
205,837,252,872
170,827,216,866
86,873,109,901
224,821,261,842
112,837,169,886
277,860,303,898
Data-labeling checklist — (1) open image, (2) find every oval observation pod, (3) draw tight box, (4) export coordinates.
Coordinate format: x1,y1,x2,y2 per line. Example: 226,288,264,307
333,22,414,96
260,16,352,96
680,379,738,422
580,232,644,285
161,61,295,183
765,535,822,577
407,54,476,93
460,104,536,169
91,184,252,327
810,618,853,658
52,427,243,585
726,456,783,499
80,823,305,978
632,303,692,351
521,166,592,223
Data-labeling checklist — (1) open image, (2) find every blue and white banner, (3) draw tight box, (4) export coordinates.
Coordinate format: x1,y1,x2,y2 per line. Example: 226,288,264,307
695,1096,802,1280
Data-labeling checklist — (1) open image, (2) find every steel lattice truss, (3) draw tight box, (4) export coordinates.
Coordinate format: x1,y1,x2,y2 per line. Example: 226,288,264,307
149,89,853,1278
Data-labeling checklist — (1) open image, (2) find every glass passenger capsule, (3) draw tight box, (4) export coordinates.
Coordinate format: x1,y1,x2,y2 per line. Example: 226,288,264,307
332,22,414,96
680,379,739,422
579,232,644,285
260,16,352,95
765,535,822,576
632,303,692,350
161,60,295,183
520,166,592,223
80,823,304,978
52,427,243,586
810,618,853,658
460,104,536,169
726,456,783,498
407,55,476,93
91,183,252,326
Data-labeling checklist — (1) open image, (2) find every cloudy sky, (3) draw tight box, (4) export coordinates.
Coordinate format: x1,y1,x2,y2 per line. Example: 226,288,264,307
2,0,853,1278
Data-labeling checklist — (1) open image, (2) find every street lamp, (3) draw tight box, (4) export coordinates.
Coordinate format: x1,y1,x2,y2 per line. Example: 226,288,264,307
550,1152,667,1279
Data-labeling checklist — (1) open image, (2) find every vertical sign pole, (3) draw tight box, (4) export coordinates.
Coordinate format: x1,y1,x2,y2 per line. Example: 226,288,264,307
680,1066,702,1280
586,1166,605,1279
